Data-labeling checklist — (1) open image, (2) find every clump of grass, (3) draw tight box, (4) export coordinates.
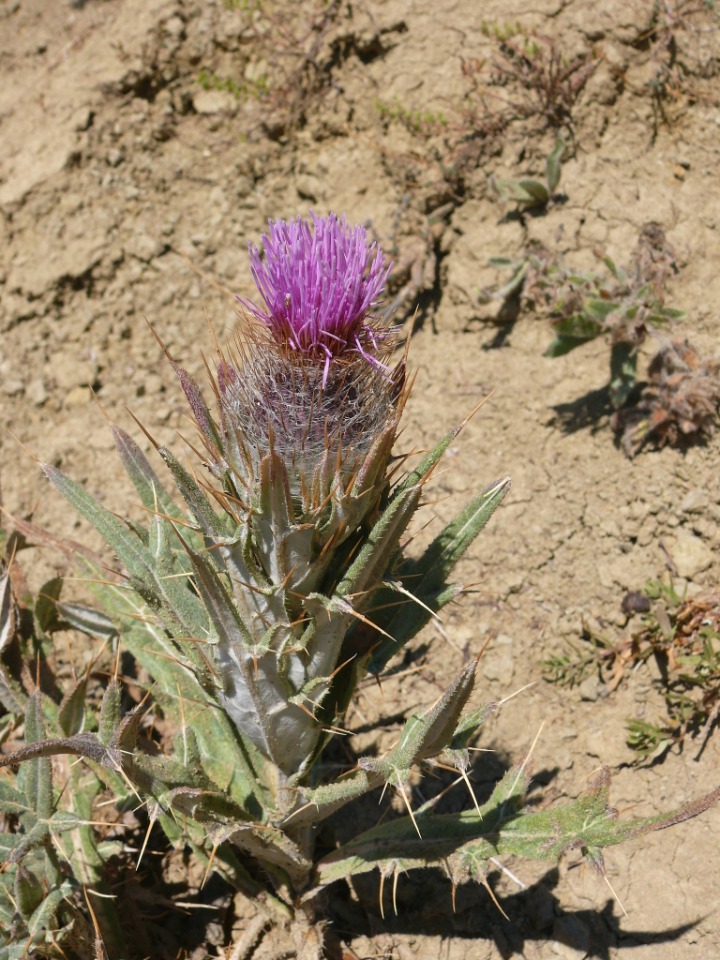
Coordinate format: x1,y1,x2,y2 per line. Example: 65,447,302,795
627,581,720,757
542,631,615,689
544,580,720,761
631,0,720,138
197,66,269,102
374,98,449,135
194,0,342,138
465,32,596,134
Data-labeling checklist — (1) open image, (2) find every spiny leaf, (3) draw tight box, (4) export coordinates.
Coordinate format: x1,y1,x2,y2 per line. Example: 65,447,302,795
285,769,383,829
54,600,117,639
157,447,229,541
58,674,89,737
313,765,529,885
173,363,223,451
43,464,211,645
98,679,122,746
23,694,53,820
392,424,466,499
369,476,511,673
336,481,422,606
0,730,117,771
112,425,183,520
43,464,150,576
33,577,62,639
366,660,478,774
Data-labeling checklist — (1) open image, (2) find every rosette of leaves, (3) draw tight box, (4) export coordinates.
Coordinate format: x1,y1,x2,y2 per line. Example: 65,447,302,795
3,214,719,958
544,224,684,409
485,225,684,411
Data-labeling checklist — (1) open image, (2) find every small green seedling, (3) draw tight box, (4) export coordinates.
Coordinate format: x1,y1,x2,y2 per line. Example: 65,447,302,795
491,136,565,211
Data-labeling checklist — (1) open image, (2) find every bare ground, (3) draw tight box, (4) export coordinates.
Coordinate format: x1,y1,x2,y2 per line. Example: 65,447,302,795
1,0,720,957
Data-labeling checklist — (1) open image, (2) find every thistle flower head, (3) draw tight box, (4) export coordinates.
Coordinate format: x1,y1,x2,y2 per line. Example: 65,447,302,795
208,213,405,489
239,211,392,378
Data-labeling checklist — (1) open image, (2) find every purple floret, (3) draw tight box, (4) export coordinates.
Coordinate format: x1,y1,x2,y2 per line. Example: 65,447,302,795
238,212,392,380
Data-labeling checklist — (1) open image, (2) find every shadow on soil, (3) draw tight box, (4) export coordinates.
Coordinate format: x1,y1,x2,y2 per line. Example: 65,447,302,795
320,752,699,958
549,385,613,435
329,865,696,960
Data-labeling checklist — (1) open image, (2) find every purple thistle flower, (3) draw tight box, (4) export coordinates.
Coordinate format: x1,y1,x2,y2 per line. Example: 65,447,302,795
238,212,392,382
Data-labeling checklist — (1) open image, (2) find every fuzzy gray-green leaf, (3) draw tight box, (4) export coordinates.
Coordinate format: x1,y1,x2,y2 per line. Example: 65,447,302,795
158,447,229,541
23,694,53,820
546,136,564,195
369,476,511,673
372,660,478,773
314,764,529,885
58,674,89,737
112,425,182,520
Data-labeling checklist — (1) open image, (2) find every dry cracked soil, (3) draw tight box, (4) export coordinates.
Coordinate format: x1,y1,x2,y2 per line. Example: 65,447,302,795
1,0,720,958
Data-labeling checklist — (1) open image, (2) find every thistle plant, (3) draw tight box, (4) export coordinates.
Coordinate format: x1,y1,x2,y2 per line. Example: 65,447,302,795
2,213,719,957
0,528,127,959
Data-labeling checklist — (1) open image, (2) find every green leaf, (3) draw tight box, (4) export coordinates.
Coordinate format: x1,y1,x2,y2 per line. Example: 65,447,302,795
336,484,422,606
112,426,182,521
55,600,117,639
487,256,518,267
609,342,637,409
0,780,31,816
495,768,720,862
23,694,53,820
545,313,604,357
375,660,478,770
602,256,625,282
314,767,720,890
516,178,549,204
552,315,605,340
157,447,229,541
42,464,152,580
33,577,62,638
58,674,89,737
14,866,45,920
393,426,464,497
313,765,528,885
293,663,483,828
546,136,564,195
369,476,511,673
98,679,122,746
545,334,589,358
26,881,74,938
584,297,618,321
106,576,268,809
44,465,212,646
493,177,547,206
